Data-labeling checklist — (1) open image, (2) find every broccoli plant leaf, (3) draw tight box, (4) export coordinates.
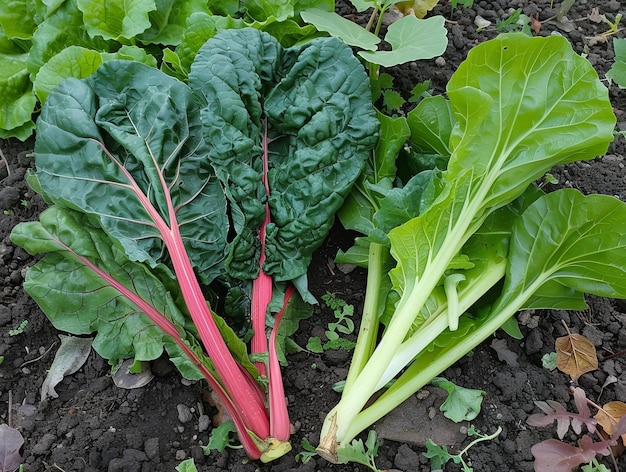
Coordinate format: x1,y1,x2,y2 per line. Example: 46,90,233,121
300,8,380,51
189,28,379,282
359,15,448,67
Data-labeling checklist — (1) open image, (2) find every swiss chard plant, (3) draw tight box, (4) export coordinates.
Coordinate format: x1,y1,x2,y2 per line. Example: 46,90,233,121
10,28,378,462
0,0,332,140
316,33,626,462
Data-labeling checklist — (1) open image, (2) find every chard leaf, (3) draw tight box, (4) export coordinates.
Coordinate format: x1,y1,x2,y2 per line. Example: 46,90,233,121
34,61,228,284
189,28,378,282
10,206,207,377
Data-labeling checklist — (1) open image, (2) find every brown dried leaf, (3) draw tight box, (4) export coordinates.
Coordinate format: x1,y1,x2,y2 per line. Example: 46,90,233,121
530,12,541,35
595,401,626,444
555,332,598,380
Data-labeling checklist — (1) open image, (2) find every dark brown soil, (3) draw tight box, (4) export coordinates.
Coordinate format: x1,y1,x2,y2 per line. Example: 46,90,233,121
2,1,626,471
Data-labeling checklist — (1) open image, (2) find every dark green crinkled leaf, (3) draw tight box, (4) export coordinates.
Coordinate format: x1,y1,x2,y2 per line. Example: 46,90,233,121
189,28,379,282
34,61,228,284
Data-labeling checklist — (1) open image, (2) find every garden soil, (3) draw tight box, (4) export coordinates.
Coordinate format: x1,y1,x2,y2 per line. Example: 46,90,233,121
2,0,626,471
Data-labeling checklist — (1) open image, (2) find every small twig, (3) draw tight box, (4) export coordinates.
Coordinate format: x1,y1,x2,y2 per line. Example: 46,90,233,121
0,147,10,181
19,341,58,368
8,390,12,428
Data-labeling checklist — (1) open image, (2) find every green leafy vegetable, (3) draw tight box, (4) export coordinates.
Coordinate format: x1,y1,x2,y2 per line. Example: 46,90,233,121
317,33,621,462
12,28,378,462
0,0,333,140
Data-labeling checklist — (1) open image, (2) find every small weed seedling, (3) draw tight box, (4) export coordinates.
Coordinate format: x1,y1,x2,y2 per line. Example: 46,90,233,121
496,9,531,34
9,319,28,336
423,425,502,472
337,430,382,472
202,421,240,455
295,438,318,464
306,292,356,353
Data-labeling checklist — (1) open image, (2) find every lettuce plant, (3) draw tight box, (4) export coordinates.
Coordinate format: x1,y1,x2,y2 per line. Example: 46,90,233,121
0,0,331,140
11,28,378,461
317,33,626,461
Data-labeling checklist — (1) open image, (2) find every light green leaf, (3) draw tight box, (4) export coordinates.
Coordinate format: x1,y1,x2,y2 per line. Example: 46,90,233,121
607,38,626,87
300,8,380,51
406,95,454,156
0,51,36,138
359,15,447,67
33,46,103,103
77,0,156,41
138,0,211,45
431,377,485,422
0,0,39,39
28,0,115,75
175,459,198,472
446,33,615,209
245,0,293,22
496,189,626,311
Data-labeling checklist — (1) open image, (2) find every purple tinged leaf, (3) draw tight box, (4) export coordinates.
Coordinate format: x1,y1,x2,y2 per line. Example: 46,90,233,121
527,396,597,440
531,436,608,472
0,424,24,472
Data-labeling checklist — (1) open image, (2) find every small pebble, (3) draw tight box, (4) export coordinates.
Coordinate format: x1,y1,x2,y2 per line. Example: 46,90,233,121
177,404,193,423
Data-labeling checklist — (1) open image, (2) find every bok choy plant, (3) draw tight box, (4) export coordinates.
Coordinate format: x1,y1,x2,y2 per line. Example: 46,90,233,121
317,32,626,462
10,28,378,462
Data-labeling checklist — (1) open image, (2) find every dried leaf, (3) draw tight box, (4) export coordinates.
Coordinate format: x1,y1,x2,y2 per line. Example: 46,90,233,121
595,401,626,443
530,12,541,34
0,424,24,472
41,334,93,401
555,330,598,380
